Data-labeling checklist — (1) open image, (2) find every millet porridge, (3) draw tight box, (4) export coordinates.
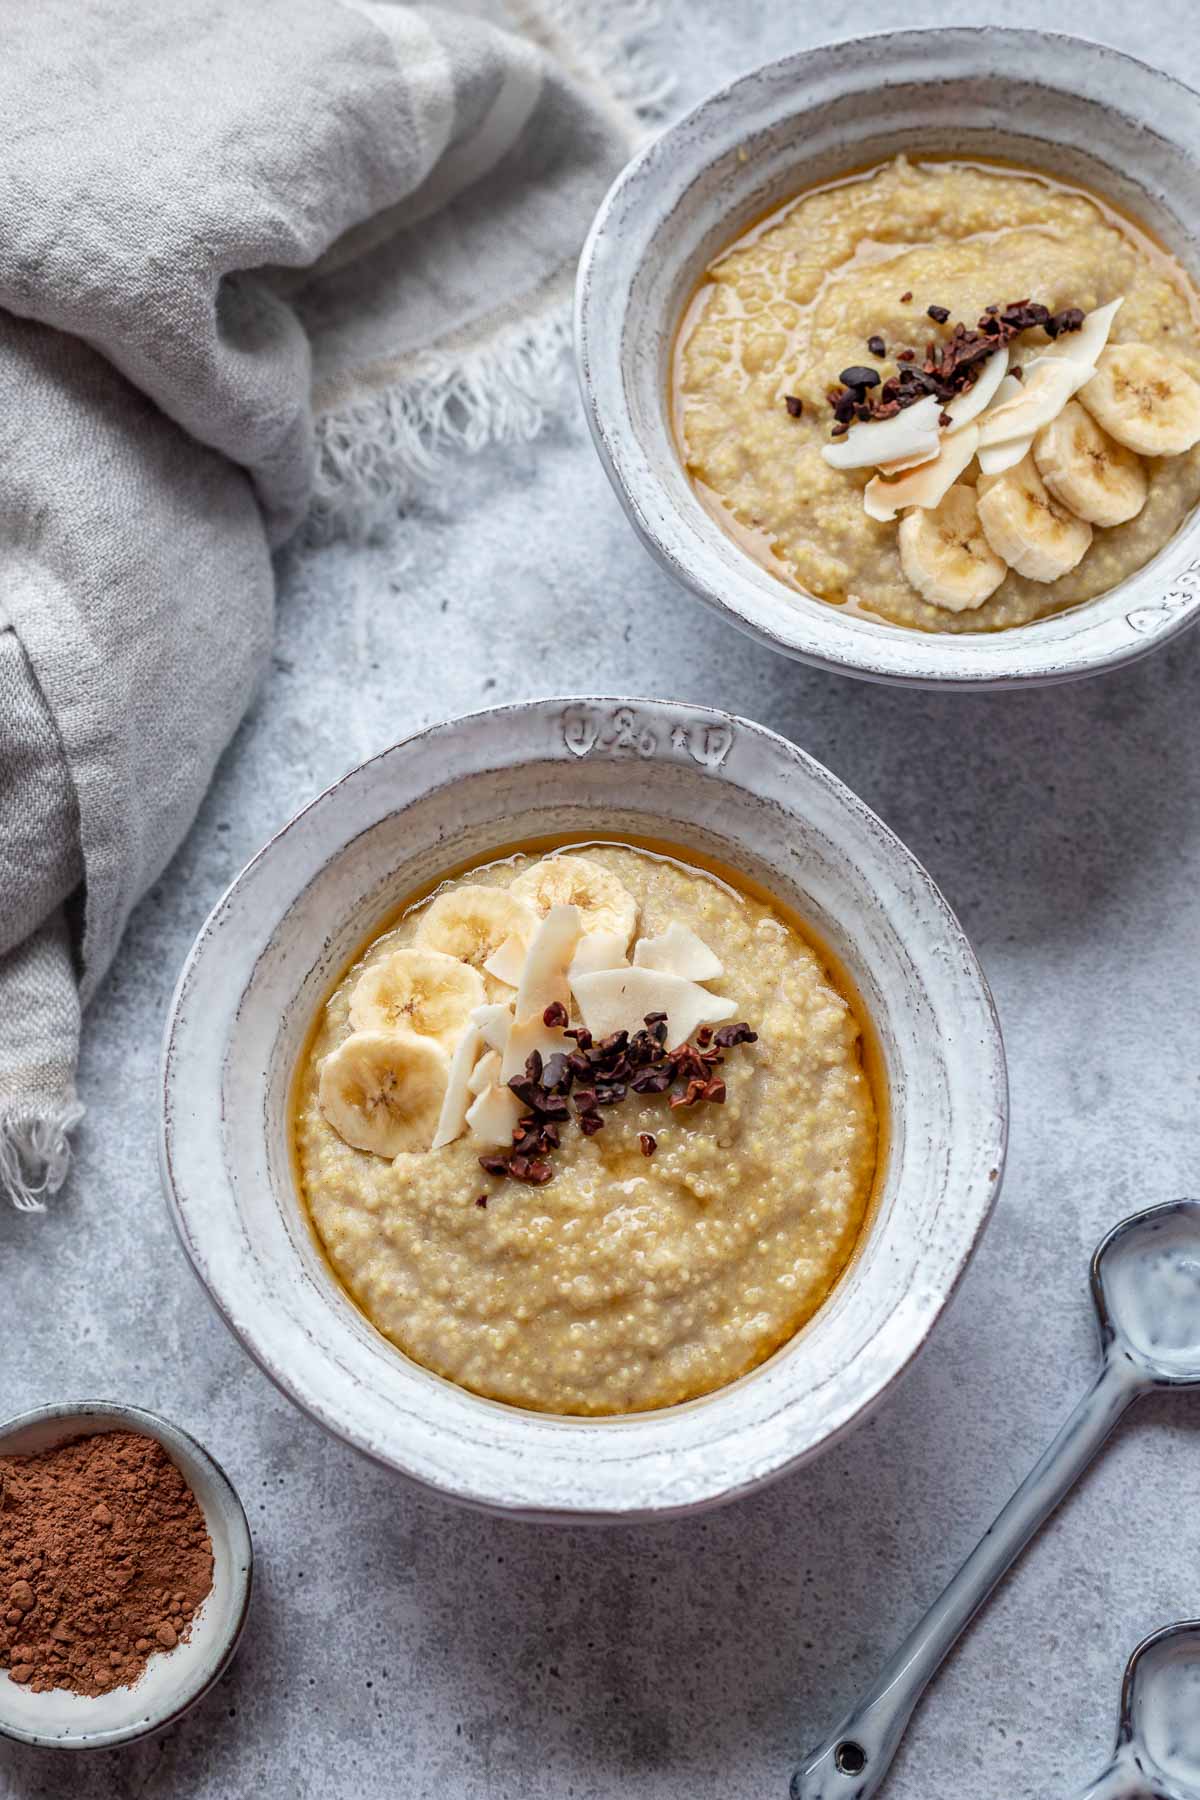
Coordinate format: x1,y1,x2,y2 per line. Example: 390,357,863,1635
674,155,1200,632
293,843,878,1415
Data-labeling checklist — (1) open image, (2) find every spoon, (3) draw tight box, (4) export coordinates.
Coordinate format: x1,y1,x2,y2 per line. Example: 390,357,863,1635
1073,1621,1200,1800
793,1199,1200,1800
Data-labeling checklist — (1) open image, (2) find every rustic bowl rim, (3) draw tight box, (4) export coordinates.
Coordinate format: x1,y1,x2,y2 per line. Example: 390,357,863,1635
159,696,1007,1519
574,27,1200,689
0,1400,252,1750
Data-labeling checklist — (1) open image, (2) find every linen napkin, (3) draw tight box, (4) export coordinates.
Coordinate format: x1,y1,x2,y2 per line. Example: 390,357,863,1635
0,0,660,1209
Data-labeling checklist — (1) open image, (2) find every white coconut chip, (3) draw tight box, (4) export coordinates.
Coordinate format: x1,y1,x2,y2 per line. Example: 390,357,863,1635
431,1023,482,1151
466,1082,524,1148
468,1048,501,1096
470,1002,514,1055
500,1011,570,1082
820,394,941,470
864,424,980,523
632,920,723,982
941,346,1010,434
973,375,1031,473
568,929,628,981
513,905,580,1023
1041,296,1123,367
977,356,1095,447
483,934,528,988
570,967,736,1048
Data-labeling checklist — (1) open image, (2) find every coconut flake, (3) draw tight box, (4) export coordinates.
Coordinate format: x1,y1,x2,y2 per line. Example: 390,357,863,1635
570,967,736,1048
568,929,628,981
977,356,1095,447
431,1024,482,1151
974,375,1031,473
864,424,980,523
942,347,1010,433
1042,296,1122,367
514,905,580,1023
632,921,723,982
468,1049,501,1096
470,1002,514,1055
466,1082,523,1148
977,433,1033,476
483,934,527,988
821,394,941,470
501,1011,570,1082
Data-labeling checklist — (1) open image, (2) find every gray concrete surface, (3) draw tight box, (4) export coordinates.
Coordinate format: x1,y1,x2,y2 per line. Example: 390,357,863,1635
4,2,1200,1795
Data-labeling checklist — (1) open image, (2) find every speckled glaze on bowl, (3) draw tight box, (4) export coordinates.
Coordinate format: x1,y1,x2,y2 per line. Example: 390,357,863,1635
575,29,1200,688
0,1402,252,1750
159,698,1007,1520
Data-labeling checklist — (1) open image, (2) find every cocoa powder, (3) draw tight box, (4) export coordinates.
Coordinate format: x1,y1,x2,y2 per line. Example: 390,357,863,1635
0,1429,214,1696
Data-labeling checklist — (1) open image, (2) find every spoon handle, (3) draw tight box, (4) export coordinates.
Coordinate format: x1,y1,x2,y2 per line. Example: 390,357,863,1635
792,1358,1138,1800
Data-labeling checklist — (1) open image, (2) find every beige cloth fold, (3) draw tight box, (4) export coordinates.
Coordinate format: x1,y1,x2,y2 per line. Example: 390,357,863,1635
0,0,646,1207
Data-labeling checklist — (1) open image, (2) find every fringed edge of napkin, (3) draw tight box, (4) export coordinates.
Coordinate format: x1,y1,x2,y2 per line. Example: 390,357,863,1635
308,0,671,542
309,276,575,542
0,1099,85,1214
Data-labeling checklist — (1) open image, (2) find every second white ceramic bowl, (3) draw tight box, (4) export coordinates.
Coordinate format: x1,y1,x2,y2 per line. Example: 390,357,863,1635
160,698,1006,1519
576,29,1200,688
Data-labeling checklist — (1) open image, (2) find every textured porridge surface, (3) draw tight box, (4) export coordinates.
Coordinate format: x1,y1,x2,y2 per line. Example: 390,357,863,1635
677,154,1200,632
295,846,877,1414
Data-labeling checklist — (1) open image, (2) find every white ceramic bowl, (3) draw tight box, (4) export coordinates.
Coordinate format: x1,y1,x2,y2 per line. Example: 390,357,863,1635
576,29,1200,689
160,698,1007,1520
0,1402,252,1750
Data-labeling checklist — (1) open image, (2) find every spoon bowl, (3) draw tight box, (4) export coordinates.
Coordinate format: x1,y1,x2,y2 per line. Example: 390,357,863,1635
1093,1202,1200,1385
1074,1622,1200,1800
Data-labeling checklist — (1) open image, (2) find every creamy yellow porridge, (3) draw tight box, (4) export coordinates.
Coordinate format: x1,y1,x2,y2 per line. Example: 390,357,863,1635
674,155,1200,632
293,842,878,1416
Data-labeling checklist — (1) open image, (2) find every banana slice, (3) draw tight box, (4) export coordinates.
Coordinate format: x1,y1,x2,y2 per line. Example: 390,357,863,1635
897,484,1008,613
510,855,637,945
976,453,1093,583
1033,401,1148,528
348,948,484,1052
318,1030,449,1157
415,886,538,978
1080,344,1200,457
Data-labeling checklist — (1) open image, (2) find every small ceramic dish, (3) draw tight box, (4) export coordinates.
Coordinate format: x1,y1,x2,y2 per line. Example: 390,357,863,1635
160,698,1006,1520
575,29,1200,688
0,1402,252,1750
